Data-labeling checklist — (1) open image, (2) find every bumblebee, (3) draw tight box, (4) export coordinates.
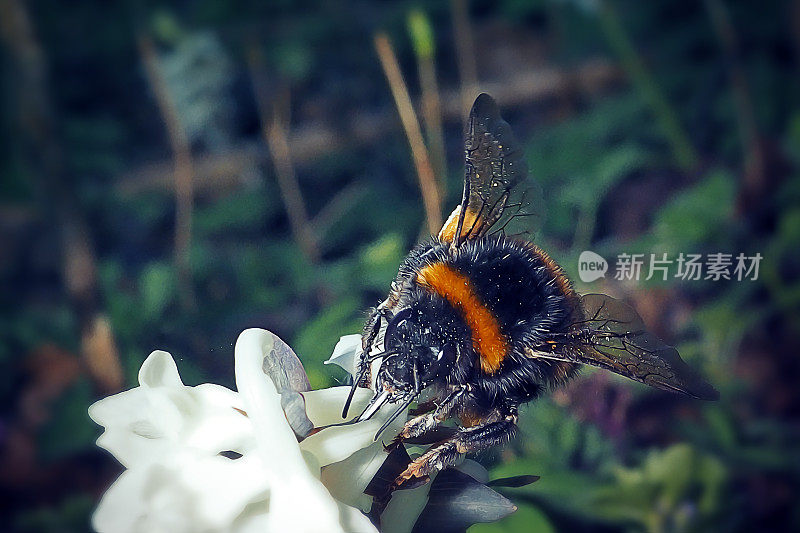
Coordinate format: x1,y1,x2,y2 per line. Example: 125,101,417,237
342,94,718,486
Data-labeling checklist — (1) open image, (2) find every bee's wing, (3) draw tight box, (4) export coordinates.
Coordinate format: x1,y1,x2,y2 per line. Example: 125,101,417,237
439,94,529,245
527,294,719,400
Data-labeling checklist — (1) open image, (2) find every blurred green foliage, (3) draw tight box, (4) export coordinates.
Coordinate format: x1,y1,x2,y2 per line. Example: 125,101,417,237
1,0,798,531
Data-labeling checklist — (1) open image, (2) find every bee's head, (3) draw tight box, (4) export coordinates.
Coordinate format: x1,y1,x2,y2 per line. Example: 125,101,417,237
378,307,457,394
342,305,459,440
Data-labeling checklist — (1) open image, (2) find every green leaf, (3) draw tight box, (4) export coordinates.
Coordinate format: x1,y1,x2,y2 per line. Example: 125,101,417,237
194,188,276,235
358,233,405,292
408,10,435,59
38,379,98,462
652,169,736,251
14,494,94,533
469,504,555,533
138,261,176,322
293,298,363,388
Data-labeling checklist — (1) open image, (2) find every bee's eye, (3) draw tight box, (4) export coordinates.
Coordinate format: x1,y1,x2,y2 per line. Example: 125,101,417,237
441,345,457,364
421,344,456,381
384,308,413,348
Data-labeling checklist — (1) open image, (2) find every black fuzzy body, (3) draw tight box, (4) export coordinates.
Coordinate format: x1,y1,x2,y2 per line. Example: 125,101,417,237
367,234,581,417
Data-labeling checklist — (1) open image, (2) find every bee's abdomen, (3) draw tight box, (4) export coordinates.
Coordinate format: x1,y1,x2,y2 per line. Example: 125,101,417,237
453,237,578,337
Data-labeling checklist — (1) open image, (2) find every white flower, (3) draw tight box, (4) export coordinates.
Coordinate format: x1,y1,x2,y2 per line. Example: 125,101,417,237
89,329,410,533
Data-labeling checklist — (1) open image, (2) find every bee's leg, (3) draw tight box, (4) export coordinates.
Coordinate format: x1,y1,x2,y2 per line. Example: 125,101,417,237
360,308,382,361
358,304,394,382
395,410,518,485
393,387,466,445
344,305,391,418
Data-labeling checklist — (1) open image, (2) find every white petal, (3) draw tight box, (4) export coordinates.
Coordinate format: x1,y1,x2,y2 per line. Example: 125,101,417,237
92,331,384,533
337,501,378,533
324,334,362,376
141,388,184,439
229,501,272,533
88,387,150,430
94,461,198,533
90,363,251,468
191,381,243,408
266,478,344,533
300,420,379,467
139,464,197,533
184,384,254,453
176,454,269,529
93,468,149,533
234,329,309,477
301,449,322,478
321,442,390,511
235,329,344,533
93,451,272,533
138,350,183,388
300,403,407,467
300,386,372,427
89,388,182,468
95,427,171,469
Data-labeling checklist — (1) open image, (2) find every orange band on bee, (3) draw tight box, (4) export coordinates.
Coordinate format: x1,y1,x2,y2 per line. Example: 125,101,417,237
416,262,508,373
438,205,481,243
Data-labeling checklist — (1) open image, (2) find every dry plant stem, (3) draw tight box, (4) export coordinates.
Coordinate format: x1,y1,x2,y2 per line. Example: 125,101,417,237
450,0,480,125
1,0,123,391
409,11,448,188
597,0,699,172
118,59,621,195
704,0,765,199
374,33,442,234
417,42,448,193
137,35,196,311
82,315,124,392
311,180,370,243
265,104,321,264
247,47,320,264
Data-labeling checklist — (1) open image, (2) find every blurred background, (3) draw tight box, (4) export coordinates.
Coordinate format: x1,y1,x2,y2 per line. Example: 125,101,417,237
1,0,799,531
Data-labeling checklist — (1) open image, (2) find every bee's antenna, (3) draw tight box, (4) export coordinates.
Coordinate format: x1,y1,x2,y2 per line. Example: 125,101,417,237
318,385,392,431
374,360,420,441
373,392,416,441
342,365,366,418
356,389,390,422
342,350,399,418
314,417,362,430
367,350,398,363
